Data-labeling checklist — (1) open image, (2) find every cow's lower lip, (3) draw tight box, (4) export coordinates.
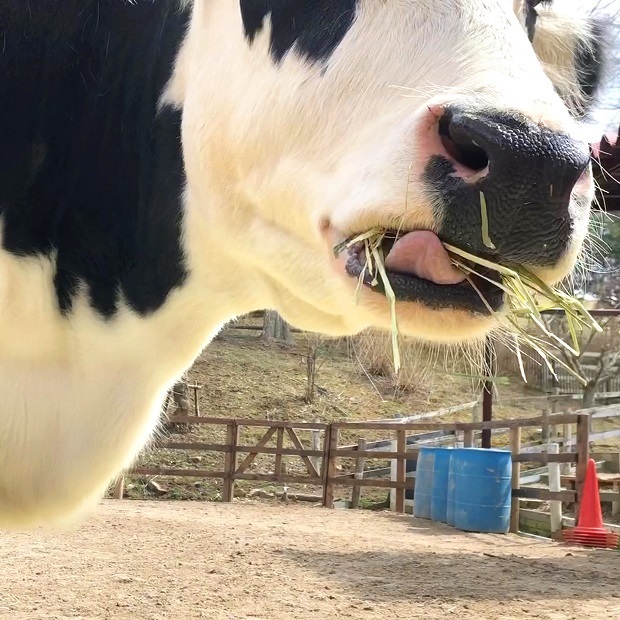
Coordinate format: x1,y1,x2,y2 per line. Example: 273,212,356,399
344,239,504,314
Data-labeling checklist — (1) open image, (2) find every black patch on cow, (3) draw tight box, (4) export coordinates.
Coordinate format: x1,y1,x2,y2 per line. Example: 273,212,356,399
239,0,357,63
0,1,190,318
575,20,604,116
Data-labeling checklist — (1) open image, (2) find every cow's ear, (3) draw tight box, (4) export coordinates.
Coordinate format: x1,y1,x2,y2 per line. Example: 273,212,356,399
530,3,608,119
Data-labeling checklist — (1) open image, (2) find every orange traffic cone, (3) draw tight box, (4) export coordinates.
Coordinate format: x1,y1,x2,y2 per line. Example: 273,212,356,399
563,458,619,549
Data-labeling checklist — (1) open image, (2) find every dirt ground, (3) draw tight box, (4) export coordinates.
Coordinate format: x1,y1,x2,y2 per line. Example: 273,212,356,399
1,501,619,620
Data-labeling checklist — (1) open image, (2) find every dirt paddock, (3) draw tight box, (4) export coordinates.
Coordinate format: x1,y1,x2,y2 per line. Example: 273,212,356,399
1,501,619,620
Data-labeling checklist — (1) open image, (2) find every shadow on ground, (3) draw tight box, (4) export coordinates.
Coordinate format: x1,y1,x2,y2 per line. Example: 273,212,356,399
281,519,620,605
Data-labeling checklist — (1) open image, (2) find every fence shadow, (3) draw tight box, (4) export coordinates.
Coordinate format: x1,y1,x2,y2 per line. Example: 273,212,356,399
281,543,619,604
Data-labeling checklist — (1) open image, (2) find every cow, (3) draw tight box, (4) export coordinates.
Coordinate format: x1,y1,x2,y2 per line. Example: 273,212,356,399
0,0,614,530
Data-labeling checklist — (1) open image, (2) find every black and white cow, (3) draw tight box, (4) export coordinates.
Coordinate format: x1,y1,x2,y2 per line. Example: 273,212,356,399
0,0,613,529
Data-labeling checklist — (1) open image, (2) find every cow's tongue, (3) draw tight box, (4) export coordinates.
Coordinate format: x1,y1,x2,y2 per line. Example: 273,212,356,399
384,231,466,285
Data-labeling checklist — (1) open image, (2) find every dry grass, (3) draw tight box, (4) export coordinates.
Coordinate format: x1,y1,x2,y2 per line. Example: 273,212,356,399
333,226,602,387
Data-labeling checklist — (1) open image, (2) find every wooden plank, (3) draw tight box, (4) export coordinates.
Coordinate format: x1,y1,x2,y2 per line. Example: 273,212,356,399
512,488,576,502
541,409,550,443
560,472,619,484
547,443,562,533
512,452,575,464
323,426,339,509
463,429,474,448
160,416,234,425
588,429,620,442
588,405,620,419
369,401,478,424
222,421,239,503
562,423,573,475
361,467,391,479
234,473,323,485
338,430,453,452
335,449,412,459
153,442,230,452
286,427,321,478
575,414,590,525
235,446,324,457
329,477,411,490
235,427,277,476
161,416,328,430
612,483,620,516
309,429,322,473
591,452,620,473
274,427,285,477
395,430,407,514
127,468,226,478
510,427,521,534
350,439,367,509
600,490,620,504
321,425,332,506
330,413,579,432
238,420,328,430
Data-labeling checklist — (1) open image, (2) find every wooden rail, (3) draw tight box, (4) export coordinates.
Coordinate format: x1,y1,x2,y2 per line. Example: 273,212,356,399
115,412,598,533
123,419,327,500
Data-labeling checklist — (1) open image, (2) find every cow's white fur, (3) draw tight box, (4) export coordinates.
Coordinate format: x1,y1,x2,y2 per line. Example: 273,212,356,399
0,0,605,529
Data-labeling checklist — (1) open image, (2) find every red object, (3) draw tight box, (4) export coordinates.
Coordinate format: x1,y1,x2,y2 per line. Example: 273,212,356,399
563,459,620,549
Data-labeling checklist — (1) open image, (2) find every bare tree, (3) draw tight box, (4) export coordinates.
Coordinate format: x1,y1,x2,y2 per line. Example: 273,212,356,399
261,310,293,344
303,334,326,403
543,309,620,408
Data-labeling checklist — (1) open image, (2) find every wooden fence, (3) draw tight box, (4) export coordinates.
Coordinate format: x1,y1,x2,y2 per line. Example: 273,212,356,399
116,417,327,502
111,411,620,533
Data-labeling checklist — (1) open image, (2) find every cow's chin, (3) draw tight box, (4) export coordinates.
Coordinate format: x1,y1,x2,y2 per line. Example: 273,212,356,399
267,264,503,345
273,274,502,344
349,286,501,344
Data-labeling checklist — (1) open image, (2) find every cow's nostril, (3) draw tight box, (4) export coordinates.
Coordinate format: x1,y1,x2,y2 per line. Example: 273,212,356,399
429,105,592,268
438,115,489,173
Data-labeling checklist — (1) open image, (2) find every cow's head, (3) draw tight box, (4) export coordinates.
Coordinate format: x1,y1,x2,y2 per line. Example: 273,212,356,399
1,0,612,532
174,0,605,344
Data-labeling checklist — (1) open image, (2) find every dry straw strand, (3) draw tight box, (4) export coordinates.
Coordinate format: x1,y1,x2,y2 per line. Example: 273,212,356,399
334,228,602,385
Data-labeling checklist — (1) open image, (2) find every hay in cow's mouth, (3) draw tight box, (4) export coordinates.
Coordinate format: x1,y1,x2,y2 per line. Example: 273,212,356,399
333,228,602,382
333,228,504,314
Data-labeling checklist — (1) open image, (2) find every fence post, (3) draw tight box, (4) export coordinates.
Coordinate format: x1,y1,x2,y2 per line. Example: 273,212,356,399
350,438,367,509
274,427,285,477
562,423,573,475
310,428,321,474
575,414,590,525
322,425,339,509
222,420,239,502
541,409,550,443
395,429,407,514
481,337,495,449
547,443,562,533
509,426,521,533
463,429,474,448
389,438,397,511
113,476,125,500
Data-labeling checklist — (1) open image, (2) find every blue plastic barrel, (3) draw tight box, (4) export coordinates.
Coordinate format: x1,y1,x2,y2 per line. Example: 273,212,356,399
446,449,461,527
413,447,435,519
453,448,512,533
430,448,453,523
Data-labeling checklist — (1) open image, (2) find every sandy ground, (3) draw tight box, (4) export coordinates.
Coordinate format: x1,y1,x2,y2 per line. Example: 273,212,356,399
1,501,619,620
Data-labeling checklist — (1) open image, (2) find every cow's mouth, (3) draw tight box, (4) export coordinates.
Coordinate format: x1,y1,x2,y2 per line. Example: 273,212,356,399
342,230,504,314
